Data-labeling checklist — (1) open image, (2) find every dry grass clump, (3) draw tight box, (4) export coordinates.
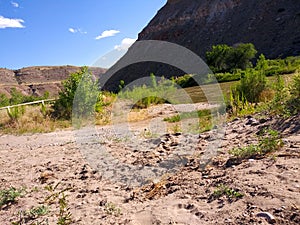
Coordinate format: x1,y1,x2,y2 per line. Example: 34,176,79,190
0,105,70,135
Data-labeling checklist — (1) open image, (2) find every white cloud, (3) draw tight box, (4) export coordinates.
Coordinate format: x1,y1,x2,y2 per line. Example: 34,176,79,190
11,1,19,8
114,38,136,51
95,29,120,40
69,27,87,34
0,16,24,29
69,28,76,33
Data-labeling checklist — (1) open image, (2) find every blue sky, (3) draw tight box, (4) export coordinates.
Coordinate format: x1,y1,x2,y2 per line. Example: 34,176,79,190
0,0,166,69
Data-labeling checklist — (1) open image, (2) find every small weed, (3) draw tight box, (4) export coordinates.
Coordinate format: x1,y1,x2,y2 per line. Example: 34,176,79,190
229,144,261,159
29,205,49,218
229,128,283,159
258,128,283,154
164,109,211,123
164,114,181,123
168,124,182,134
0,187,24,208
57,193,72,225
104,202,121,217
44,182,73,225
211,184,243,200
11,205,49,225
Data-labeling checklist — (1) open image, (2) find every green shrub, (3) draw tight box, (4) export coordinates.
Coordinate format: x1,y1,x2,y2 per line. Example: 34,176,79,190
286,72,300,114
104,202,121,217
211,184,243,200
234,69,267,103
0,187,23,207
173,74,196,87
0,89,50,108
270,75,290,114
52,67,101,120
229,129,283,159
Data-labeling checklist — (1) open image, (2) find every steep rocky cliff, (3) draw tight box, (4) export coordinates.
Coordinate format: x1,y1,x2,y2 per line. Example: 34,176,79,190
102,0,300,91
139,0,300,59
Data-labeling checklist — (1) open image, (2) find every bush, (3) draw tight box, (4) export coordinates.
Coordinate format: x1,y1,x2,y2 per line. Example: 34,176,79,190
234,69,267,103
52,67,101,119
286,72,300,114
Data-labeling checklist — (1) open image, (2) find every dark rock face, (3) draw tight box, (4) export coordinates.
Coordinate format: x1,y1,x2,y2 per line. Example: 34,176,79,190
100,0,300,91
0,66,106,97
138,0,300,59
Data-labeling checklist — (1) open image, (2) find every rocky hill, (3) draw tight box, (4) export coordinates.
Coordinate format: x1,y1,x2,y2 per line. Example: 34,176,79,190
102,0,300,91
139,0,300,59
0,66,106,97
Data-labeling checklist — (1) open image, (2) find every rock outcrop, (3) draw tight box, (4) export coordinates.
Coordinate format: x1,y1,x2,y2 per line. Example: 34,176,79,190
139,0,300,59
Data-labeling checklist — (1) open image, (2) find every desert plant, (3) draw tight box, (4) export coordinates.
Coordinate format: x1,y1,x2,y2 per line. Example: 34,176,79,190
229,129,283,159
28,205,49,218
0,187,24,208
269,75,289,114
104,202,121,217
258,129,284,154
286,71,300,114
44,182,73,225
0,93,9,107
11,205,49,225
57,193,72,225
226,87,255,116
229,144,261,159
211,184,243,200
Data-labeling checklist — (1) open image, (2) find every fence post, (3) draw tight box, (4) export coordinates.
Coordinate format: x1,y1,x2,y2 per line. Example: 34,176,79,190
6,106,11,117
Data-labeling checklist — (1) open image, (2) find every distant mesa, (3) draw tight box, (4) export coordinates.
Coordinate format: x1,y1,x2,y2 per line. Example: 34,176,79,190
0,66,106,97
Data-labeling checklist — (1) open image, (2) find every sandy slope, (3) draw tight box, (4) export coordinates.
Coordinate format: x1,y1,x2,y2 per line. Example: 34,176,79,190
0,105,299,225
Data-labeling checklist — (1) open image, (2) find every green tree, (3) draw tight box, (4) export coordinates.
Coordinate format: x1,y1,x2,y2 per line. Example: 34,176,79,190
206,44,231,73
206,43,257,73
228,43,257,70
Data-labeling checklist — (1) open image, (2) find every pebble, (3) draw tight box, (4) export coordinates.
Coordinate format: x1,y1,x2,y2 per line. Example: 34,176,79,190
256,212,276,223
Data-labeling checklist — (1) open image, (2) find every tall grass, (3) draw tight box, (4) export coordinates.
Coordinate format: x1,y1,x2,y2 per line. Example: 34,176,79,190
0,105,70,134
